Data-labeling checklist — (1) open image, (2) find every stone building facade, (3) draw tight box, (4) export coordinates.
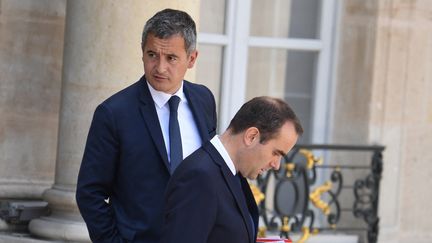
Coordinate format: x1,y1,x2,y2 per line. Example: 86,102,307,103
0,0,431,242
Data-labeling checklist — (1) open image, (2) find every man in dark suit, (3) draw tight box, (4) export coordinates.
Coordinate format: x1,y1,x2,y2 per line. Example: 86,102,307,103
76,9,217,243
160,96,304,243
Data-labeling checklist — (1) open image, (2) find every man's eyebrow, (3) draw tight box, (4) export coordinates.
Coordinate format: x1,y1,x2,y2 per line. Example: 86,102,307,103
275,149,286,156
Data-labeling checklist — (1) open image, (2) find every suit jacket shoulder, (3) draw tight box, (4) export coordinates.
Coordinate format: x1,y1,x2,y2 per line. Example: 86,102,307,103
161,142,256,243
99,78,146,112
183,80,217,137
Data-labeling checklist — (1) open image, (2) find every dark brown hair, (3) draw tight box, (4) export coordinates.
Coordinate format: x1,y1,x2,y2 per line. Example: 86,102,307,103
227,96,303,143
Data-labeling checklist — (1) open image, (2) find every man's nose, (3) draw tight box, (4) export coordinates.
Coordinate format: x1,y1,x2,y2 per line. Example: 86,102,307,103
156,58,167,73
271,157,281,170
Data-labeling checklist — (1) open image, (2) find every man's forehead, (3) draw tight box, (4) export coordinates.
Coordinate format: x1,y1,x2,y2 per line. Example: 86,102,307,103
274,125,298,153
144,34,186,52
146,33,184,43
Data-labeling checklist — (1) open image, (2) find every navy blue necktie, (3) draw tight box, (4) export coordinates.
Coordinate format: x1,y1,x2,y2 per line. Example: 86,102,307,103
168,95,182,174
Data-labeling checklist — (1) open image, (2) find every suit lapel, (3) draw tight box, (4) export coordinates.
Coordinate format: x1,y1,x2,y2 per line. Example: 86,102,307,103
223,171,255,243
203,142,255,243
138,76,170,171
183,82,210,142
239,174,259,238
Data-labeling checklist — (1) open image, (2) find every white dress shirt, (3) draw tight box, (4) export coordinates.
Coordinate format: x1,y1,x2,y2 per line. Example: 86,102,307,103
147,81,202,162
210,135,237,176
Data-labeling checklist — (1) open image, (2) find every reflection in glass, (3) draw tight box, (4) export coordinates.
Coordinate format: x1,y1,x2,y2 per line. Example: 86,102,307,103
195,44,223,116
199,0,227,34
250,0,320,39
246,48,317,143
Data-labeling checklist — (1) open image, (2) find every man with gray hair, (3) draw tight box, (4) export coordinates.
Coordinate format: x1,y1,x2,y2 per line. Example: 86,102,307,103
76,9,217,243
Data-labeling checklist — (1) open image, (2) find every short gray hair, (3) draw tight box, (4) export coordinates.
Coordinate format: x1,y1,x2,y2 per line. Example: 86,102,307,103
141,9,197,55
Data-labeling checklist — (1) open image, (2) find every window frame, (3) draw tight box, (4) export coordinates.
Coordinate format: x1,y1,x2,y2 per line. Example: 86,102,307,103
198,0,340,144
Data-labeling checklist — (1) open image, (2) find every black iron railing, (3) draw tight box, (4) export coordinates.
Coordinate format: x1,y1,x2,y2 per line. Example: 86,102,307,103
253,144,384,243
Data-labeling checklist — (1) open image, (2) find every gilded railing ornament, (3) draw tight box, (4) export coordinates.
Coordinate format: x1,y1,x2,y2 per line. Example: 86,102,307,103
258,226,267,238
255,145,384,243
285,163,296,178
249,183,265,205
299,149,322,169
309,181,332,215
281,217,290,233
297,227,310,243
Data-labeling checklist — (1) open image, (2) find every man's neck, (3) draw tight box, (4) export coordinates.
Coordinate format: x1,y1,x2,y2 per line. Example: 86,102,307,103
219,131,240,173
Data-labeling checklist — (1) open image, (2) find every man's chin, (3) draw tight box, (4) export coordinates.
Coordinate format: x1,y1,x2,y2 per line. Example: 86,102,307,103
149,82,170,93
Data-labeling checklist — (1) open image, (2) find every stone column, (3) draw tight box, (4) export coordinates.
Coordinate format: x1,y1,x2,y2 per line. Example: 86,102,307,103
0,0,66,230
28,1,200,242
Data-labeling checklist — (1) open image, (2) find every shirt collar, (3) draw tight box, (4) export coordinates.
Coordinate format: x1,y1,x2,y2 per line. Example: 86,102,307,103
210,135,237,176
147,81,186,108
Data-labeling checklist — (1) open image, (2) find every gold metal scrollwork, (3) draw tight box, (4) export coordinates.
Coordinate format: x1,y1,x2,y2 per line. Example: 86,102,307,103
281,216,290,233
285,149,322,178
249,183,265,205
309,181,332,215
260,149,331,242
299,149,323,169
285,163,296,177
258,226,267,238
297,227,310,243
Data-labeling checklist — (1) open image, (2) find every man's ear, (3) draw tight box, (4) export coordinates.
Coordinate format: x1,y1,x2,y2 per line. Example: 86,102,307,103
243,127,260,146
141,42,145,61
187,50,198,68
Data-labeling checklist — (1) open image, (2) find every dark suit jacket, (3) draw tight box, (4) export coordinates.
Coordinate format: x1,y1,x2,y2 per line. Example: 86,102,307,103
76,75,217,243
160,141,259,243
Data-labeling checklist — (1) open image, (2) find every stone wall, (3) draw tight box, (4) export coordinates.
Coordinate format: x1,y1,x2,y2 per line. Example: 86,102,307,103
332,1,378,145
0,0,66,200
370,1,432,242
335,0,432,242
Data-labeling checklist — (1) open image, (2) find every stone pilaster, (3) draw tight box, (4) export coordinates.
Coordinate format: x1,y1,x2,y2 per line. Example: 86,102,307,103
0,0,66,231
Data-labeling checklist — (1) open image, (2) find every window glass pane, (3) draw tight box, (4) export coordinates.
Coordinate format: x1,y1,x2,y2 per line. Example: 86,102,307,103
250,0,321,39
198,0,226,34
245,48,317,143
195,44,223,115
